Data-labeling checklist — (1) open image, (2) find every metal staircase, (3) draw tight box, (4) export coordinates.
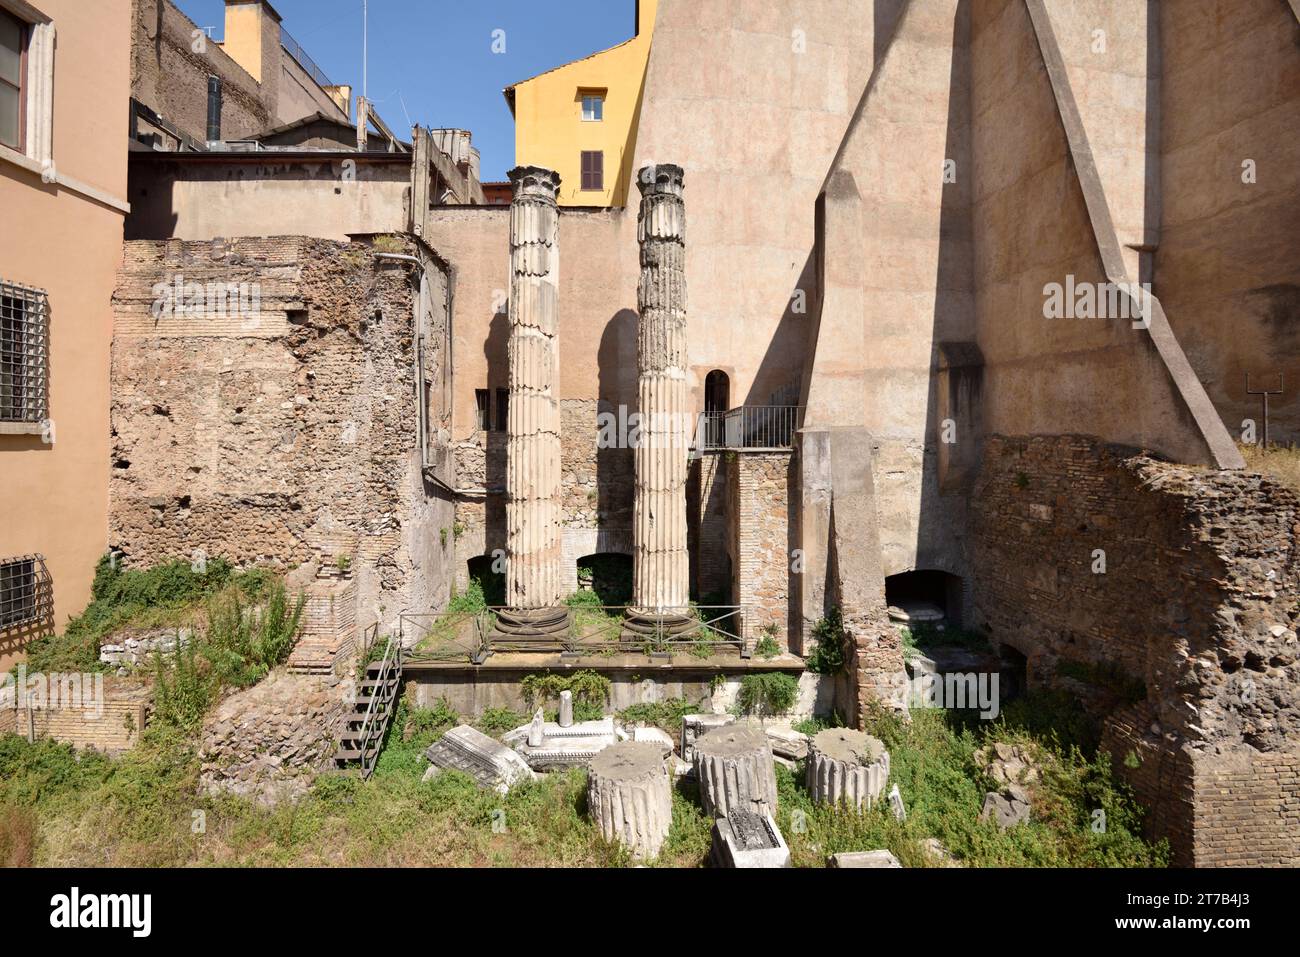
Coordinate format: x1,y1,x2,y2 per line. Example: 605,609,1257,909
333,632,403,778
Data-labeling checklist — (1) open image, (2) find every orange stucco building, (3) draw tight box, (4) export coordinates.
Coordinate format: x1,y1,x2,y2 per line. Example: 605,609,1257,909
0,0,132,670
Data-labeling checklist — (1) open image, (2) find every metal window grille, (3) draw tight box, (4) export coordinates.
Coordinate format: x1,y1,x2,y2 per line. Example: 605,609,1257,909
0,554,51,629
0,280,49,423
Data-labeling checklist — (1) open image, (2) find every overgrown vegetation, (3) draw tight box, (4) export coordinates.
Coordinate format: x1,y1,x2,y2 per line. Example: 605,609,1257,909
150,580,305,731
0,681,1166,867
805,608,845,674
521,670,610,722
899,622,993,660
24,555,272,674
736,672,799,718
617,696,700,736
754,625,780,659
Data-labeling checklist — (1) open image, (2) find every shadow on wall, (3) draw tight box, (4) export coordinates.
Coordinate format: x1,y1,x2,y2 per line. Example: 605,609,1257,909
911,0,977,600
743,251,816,408
596,308,638,529
482,304,510,555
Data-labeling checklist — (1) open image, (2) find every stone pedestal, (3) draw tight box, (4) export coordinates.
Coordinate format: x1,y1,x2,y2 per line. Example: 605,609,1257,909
498,165,568,638
693,724,778,817
626,164,694,636
806,728,890,809
587,741,673,861
711,809,790,868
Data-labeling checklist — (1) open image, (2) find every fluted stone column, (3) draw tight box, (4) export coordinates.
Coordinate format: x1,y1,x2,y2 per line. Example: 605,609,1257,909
498,166,567,637
627,164,693,634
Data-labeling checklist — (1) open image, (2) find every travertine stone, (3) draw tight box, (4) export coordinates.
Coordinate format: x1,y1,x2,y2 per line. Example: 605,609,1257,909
587,741,673,861
629,164,691,623
694,723,778,817
502,166,565,627
424,724,536,794
681,713,734,764
807,728,890,809
559,689,574,727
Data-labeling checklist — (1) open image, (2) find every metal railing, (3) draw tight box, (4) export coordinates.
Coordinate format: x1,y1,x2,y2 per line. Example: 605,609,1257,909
353,629,403,778
401,605,749,660
281,29,334,91
696,406,804,451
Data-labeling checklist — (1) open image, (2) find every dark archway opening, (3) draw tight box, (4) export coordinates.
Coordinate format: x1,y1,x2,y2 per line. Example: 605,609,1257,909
576,552,632,607
703,369,730,447
465,555,505,607
885,569,964,627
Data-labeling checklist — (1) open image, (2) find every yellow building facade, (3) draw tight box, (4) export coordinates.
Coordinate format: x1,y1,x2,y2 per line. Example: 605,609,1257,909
504,0,656,208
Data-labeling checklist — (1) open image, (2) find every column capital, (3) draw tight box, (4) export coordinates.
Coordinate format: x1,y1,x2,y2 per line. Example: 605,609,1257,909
508,165,562,203
636,164,685,198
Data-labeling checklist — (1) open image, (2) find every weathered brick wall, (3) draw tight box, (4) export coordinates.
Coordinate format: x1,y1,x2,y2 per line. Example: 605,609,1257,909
972,434,1300,865
0,680,150,753
730,452,794,647
132,0,272,146
689,453,730,599
110,236,453,633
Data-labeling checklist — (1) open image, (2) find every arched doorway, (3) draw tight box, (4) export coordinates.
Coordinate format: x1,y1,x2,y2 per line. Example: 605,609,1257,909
703,369,730,447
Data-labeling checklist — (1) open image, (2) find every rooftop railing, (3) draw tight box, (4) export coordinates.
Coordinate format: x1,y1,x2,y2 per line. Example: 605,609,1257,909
281,29,334,92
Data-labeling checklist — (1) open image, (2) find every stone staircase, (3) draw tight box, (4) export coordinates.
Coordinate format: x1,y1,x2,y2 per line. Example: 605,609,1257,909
286,570,358,676
333,632,403,778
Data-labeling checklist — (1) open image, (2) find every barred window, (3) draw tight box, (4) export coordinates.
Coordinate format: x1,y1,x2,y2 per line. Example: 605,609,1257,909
0,554,51,629
0,280,48,423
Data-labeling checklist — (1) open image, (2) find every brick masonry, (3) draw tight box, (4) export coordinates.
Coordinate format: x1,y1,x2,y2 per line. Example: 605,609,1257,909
972,434,1299,866
110,236,454,635
730,451,794,648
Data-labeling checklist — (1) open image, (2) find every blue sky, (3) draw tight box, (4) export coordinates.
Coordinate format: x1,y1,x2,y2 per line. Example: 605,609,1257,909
174,0,638,180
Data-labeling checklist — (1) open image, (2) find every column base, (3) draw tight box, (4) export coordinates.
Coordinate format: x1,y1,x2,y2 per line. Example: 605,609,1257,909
494,606,571,638
622,608,699,638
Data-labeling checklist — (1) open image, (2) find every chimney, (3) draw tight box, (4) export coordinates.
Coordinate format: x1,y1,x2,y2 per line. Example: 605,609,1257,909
222,0,282,86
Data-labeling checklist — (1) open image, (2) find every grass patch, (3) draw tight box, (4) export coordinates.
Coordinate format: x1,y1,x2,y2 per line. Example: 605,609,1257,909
1238,442,1300,492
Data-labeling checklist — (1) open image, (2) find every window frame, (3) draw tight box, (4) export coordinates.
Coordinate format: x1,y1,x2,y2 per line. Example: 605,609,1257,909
580,92,603,122
0,5,26,152
474,388,490,432
580,150,604,192
0,0,53,170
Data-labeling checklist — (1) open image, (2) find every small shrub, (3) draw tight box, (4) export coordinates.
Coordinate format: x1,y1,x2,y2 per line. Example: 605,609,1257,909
617,697,698,735
151,640,214,732
202,582,306,688
736,672,799,718
806,608,846,674
521,670,611,713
